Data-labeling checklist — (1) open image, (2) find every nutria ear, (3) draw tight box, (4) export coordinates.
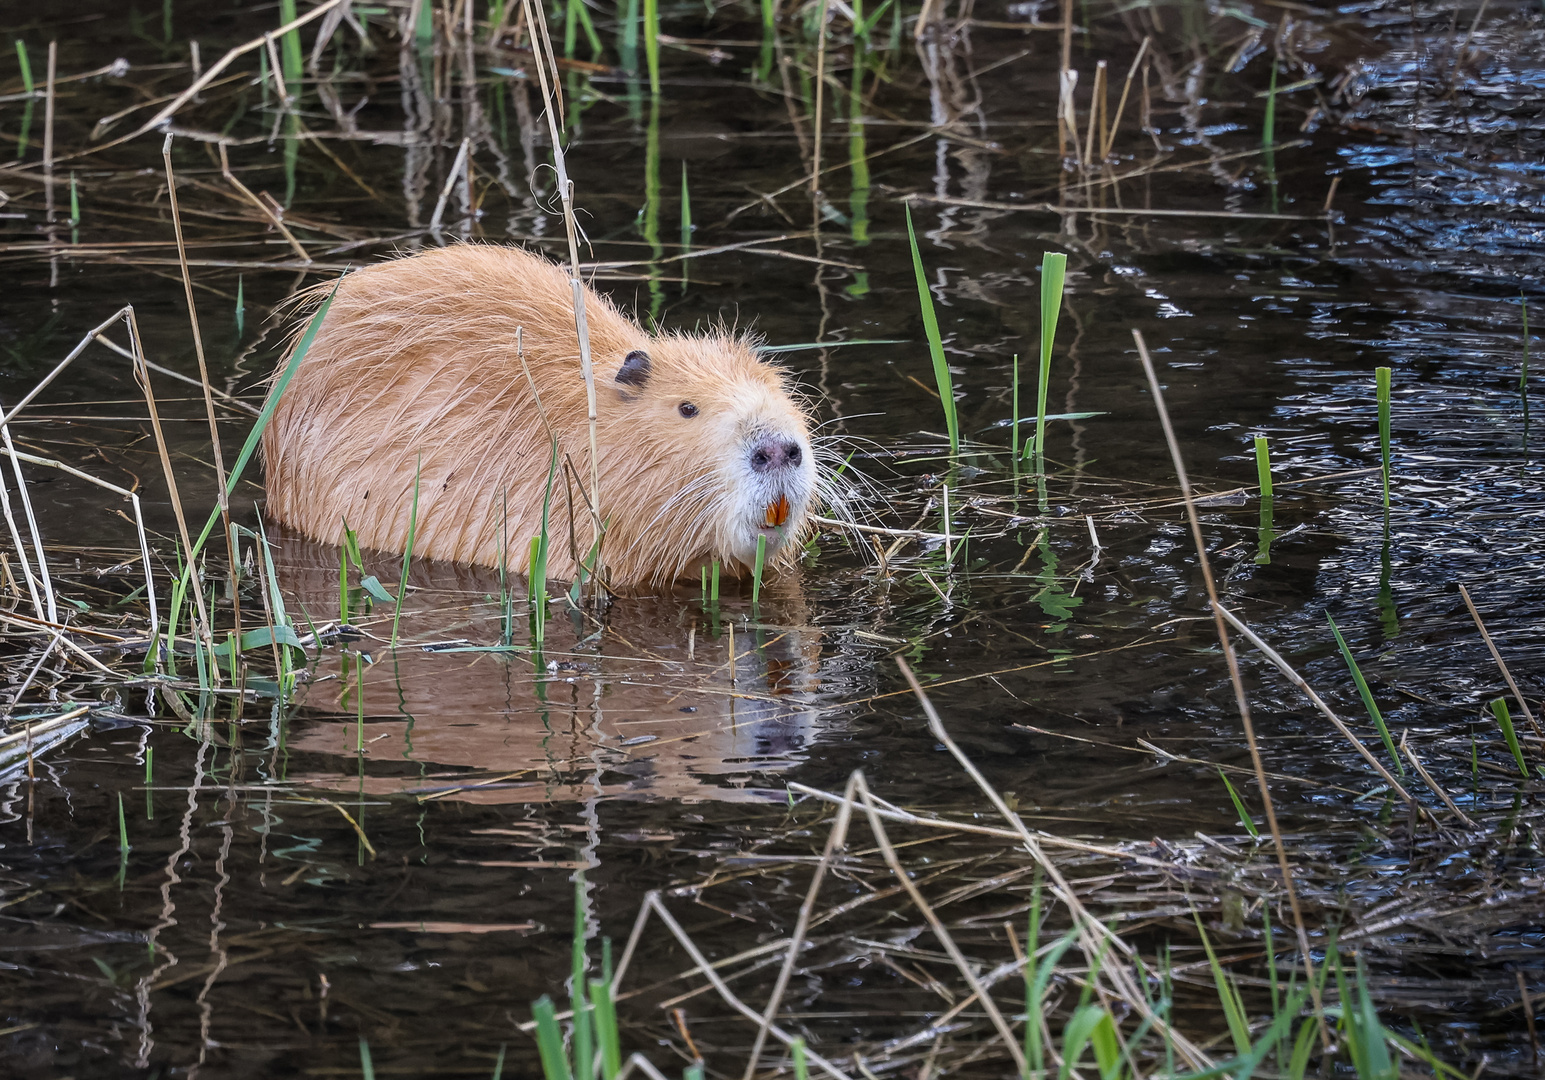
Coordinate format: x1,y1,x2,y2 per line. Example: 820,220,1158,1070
615,350,652,388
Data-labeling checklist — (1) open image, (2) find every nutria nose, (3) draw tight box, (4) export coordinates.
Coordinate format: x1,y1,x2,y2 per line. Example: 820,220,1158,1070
749,437,803,474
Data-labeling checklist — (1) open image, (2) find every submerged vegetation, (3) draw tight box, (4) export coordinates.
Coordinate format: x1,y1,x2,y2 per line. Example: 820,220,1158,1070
0,0,1540,1076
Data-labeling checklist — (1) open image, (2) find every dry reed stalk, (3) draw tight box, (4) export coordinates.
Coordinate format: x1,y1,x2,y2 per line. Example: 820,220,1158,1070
517,0,603,582
42,42,56,193
810,0,832,197
264,33,289,103
217,143,310,262
1,445,160,646
1399,731,1476,828
0,427,56,624
1082,59,1105,166
1213,604,1422,810
741,772,858,1080
126,307,216,659
0,470,46,622
895,658,1213,1070
428,136,472,231
1131,328,1327,1044
1102,36,1150,159
1457,582,1543,741
163,135,239,627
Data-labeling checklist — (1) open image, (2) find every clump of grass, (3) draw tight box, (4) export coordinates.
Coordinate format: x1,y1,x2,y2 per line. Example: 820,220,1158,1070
904,202,957,457
1327,613,1405,776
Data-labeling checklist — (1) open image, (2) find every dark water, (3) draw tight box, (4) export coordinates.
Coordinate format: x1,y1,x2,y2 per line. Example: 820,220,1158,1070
0,1,1541,1076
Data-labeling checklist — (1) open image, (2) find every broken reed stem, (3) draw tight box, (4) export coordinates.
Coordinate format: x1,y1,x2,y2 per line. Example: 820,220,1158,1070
1399,731,1477,828
127,307,216,659
742,772,858,1080
1102,36,1150,160
218,142,310,262
519,0,603,587
1131,328,1326,1042
894,657,1214,1071
810,0,832,196
428,136,472,230
1082,59,1105,166
1457,582,1543,741
162,135,238,621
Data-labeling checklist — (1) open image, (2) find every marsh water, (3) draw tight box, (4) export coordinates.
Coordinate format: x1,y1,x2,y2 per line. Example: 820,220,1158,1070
0,1,1541,1076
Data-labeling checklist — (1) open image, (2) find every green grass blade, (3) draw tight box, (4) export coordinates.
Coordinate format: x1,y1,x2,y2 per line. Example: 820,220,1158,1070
15,39,33,94
1490,697,1530,777
532,996,573,1080
752,533,766,604
792,1037,809,1080
1217,768,1261,839
1192,912,1251,1056
277,0,304,93
589,979,621,1080
359,1038,376,1080
904,202,957,456
1035,252,1068,473
1327,613,1405,774
643,0,659,94
1253,435,1272,498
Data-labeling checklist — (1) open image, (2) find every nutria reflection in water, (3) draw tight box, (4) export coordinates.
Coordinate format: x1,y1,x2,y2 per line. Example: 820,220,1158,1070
270,535,832,803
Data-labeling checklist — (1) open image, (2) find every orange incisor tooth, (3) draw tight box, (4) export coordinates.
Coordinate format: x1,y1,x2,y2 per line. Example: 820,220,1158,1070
764,495,790,528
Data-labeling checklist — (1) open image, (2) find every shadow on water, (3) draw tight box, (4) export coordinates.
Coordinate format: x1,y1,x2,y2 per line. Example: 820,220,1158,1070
0,0,1541,1075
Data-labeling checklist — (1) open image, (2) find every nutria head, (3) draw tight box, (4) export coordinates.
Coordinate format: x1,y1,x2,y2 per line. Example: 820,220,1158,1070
602,333,816,584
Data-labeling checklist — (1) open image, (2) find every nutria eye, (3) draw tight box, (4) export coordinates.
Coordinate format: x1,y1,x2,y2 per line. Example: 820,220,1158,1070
678,402,698,418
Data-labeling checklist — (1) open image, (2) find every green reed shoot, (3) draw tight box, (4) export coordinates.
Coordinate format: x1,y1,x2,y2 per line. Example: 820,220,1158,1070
15,39,33,159
1262,62,1277,150
685,1066,704,1080
14,39,32,95
117,792,129,852
339,544,350,627
1522,293,1531,403
1490,698,1529,778
619,0,639,72
643,0,660,93
1217,768,1261,839
756,0,776,80
1034,252,1068,472
1376,366,1392,508
235,274,245,336
529,440,559,647
752,533,767,603
277,0,304,95
711,559,720,605
1254,435,1273,499
589,979,621,1079
1011,353,1021,463
68,173,79,227
1255,435,1276,564
390,456,421,647
532,996,571,1079
792,1038,809,1080
680,162,692,254
1327,613,1405,775
905,202,957,456
564,0,579,56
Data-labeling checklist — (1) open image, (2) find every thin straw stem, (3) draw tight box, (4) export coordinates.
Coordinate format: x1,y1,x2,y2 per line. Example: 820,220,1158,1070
1131,328,1326,1042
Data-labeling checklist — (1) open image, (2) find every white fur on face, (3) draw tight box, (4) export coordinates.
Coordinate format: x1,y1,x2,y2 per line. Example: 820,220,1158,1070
713,387,815,565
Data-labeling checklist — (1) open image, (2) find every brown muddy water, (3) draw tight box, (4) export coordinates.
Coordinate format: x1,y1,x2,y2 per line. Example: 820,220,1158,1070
0,1,1541,1077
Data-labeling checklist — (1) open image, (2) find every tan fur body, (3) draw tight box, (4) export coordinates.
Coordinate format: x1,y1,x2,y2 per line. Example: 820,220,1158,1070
262,245,816,590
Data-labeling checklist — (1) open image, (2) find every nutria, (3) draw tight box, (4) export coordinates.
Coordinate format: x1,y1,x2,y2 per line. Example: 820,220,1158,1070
261,245,818,590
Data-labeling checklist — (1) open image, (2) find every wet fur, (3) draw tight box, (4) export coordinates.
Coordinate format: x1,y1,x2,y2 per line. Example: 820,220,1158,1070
261,245,816,591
